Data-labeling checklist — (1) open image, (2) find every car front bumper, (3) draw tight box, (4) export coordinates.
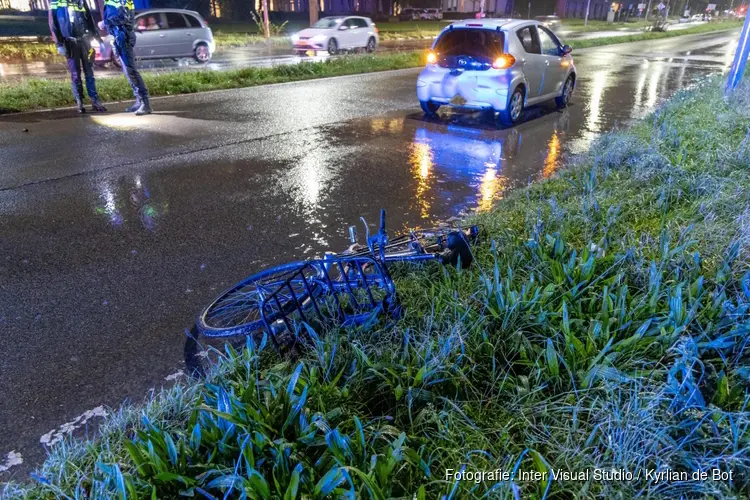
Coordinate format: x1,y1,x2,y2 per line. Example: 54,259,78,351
293,41,326,51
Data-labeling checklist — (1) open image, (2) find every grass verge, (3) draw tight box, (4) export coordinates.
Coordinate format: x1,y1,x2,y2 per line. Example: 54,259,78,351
570,19,744,48
4,66,750,499
0,52,422,114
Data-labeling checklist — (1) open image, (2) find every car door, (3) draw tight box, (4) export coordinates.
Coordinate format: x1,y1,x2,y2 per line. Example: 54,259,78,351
515,25,545,99
162,12,194,57
134,13,166,58
351,18,370,48
537,25,567,97
338,18,357,48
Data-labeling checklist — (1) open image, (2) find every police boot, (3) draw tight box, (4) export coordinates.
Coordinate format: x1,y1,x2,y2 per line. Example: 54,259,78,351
75,98,86,114
134,100,153,116
125,99,142,113
91,99,108,112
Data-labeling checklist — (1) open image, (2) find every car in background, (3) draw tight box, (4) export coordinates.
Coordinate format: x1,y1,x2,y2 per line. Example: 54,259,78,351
534,15,561,29
291,16,379,55
416,19,576,127
400,8,421,20
420,8,443,20
94,8,214,66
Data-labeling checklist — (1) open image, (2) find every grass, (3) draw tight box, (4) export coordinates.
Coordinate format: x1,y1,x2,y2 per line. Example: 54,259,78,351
4,66,750,499
569,19,745,49
0,52,423,114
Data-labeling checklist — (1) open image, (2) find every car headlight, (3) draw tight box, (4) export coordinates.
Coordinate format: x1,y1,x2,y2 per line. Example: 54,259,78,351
311,34,327,42
291,34,299,42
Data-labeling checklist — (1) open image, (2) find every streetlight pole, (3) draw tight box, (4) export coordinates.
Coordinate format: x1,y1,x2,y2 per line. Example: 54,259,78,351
645,0,653,20
585,0,592,25
726,6,750,92
527,0,531,18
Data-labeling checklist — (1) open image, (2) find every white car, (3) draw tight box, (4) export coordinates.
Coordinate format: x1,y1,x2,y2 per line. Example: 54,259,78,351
291,16,379,55
416,19,576,127
420,8,443,20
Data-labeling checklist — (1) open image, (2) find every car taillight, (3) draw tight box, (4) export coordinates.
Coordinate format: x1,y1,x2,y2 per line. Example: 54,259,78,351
426,51,437,64
492,54,515,69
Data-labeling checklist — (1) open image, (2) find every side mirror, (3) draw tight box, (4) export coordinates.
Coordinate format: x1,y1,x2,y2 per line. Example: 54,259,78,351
339,25,349,30
561,44,573,55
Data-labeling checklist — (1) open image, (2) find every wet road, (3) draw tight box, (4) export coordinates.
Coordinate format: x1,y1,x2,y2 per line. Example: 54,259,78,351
0,29,741,480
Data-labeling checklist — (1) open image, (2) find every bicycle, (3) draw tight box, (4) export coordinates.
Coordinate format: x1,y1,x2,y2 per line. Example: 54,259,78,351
184,210,479,375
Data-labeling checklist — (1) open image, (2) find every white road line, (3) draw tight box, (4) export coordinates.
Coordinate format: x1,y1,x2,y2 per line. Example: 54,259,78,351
0,451,23,473
39,406,107,447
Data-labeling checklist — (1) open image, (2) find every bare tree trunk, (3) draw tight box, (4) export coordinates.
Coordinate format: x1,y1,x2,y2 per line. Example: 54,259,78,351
309,0,318,24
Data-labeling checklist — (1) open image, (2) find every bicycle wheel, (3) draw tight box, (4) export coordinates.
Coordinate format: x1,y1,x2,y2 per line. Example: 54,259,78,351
197,261,321,338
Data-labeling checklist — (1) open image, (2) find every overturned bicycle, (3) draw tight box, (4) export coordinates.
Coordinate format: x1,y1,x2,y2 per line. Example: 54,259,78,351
184,209,480,376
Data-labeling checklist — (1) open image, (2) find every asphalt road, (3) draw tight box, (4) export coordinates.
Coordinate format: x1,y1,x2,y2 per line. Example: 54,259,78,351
0,29,741,480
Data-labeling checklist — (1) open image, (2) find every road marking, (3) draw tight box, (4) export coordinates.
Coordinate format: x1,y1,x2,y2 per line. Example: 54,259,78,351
40,406,107,447
0,450,23,473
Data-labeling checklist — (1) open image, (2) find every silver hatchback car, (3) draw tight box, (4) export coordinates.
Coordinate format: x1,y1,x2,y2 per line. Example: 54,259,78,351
416,19,576,127
99,9,215,66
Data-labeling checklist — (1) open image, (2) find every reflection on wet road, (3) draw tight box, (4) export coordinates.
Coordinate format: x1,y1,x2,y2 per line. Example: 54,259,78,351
0,30,741,478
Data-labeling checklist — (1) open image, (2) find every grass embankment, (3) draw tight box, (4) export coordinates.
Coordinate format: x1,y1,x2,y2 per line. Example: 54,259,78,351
0,52,422,114
570,19,744,48
5,70,750,499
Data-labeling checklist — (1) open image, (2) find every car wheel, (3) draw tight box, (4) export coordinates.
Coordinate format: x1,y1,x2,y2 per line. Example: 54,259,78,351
366,37,377,53
498,86,524,127
555,76,574,109
327,38,338,55
194,43,211,63
420,100,440,115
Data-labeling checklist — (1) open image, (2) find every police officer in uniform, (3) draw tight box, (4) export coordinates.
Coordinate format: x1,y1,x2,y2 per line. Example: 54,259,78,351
97,0,152,115
48,0,107,113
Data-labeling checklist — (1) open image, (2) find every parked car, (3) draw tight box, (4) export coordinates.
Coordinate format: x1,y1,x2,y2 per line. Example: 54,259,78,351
94,8,215,66
416,19,576,127
420,8,443,20
291,16,379,55
400,8,421,20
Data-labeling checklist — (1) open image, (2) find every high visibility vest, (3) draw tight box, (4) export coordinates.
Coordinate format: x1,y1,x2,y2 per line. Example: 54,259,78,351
49,0,86,12
103,0,134,11
50,0,86,10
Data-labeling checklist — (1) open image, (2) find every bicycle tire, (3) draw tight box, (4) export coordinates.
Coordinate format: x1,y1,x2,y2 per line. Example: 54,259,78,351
197,261,319,338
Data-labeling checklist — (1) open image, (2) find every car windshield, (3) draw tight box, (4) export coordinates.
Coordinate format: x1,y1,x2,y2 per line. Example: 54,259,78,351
434,28,504,59
311,17,342,28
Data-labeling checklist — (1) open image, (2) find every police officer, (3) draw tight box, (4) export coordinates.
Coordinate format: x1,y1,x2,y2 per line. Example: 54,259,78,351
49,0,107,113
97,0,152,115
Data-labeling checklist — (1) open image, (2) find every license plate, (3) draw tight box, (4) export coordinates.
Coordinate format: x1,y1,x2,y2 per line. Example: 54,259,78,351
306,50,315,56
450,95,467,106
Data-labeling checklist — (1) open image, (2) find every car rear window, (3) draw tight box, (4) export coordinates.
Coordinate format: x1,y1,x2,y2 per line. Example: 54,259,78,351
434,29,504,59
